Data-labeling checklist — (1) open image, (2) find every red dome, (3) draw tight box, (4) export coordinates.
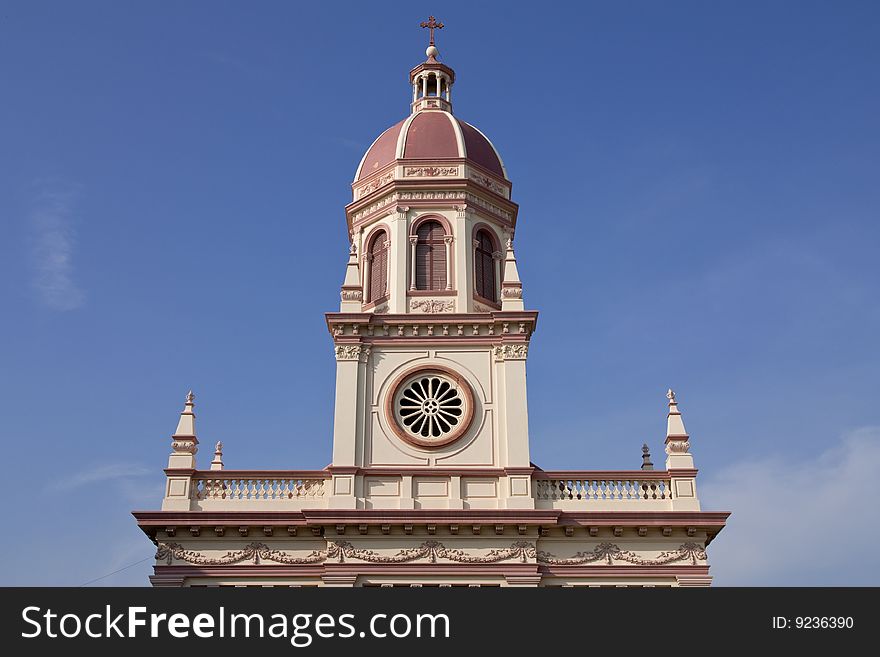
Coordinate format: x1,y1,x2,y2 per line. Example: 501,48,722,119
355,110,507,181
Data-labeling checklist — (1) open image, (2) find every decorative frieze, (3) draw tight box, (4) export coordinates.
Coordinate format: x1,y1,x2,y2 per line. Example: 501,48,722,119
327,540,536,564
334,345,362,360
351,193,399,222
536,542,707,566
398,190,466,201
410,298,455,313
469,172,507,196
340,289,363,302
156,542,326,566
466,193,512,222
493,344,529,361
404,166,459,177
356,172,394,200
156,539,707,569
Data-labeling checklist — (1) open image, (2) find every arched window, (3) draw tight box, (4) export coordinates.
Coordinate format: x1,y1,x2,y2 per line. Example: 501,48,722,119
474,229,496,302
415,221,447,290
367,231,388,303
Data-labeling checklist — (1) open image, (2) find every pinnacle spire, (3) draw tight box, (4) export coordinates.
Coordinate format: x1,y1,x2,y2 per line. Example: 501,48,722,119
173,390,197,438
664,388,694,470
665,388,688,440
500,236,524,310
339,242,364,311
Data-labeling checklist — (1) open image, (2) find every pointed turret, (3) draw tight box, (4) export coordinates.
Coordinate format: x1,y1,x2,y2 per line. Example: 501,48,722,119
173,390,196,437
664,389,695,470
339,242,364,311
501,237,524,310
162,391,200,510
167,390,198,470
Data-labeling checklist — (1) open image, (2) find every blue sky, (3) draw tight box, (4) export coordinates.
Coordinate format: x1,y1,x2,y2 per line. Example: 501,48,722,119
1,1,878,586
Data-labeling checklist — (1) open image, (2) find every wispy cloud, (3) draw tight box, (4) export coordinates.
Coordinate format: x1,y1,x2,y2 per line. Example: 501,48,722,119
50,463,153,492
701,426,880,585
27,180,86,311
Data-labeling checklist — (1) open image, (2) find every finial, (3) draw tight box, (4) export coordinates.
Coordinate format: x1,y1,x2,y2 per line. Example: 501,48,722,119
420,15,444,49
186,390,195,405
506,237,513,250
210,441,224,471
641,443,654,470
349,241,357,256
664,386,690,456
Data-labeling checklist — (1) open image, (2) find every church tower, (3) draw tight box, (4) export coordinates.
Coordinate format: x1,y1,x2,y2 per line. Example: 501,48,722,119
326,23,536,510
135,19,728,588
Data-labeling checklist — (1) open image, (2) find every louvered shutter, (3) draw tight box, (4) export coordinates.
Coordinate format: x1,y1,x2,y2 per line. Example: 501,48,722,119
475,230,496,301
431,243,446,290
415,221,447,291
416,243,431,289
368,232,388,302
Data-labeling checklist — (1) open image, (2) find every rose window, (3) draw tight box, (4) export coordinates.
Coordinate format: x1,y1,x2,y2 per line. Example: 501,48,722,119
387,367,475,448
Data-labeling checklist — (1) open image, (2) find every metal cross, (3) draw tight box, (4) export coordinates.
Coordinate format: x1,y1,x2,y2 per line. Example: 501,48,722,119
420,15,444,46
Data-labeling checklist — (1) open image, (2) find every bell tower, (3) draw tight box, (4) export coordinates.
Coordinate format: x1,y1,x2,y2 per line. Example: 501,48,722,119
326,22,537,510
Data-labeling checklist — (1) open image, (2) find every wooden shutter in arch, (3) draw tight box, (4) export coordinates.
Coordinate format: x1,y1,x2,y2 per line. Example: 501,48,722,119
368,232,388,302
475,230,496,301
415,221,447,290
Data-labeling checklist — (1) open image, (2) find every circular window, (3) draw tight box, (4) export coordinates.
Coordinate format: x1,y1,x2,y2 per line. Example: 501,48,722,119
386,366,475,448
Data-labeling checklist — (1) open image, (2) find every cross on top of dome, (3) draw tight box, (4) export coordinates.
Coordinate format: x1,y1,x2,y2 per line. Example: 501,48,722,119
420,15,444,62
420,15,444,47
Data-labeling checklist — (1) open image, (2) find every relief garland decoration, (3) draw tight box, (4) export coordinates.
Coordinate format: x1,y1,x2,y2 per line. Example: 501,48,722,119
155,540,705,568
536,542,707,566
155,542,326,566
327,540,536,564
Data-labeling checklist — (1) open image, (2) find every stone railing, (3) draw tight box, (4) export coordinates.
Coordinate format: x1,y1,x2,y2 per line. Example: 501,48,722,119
190,471,330,510
533,471,674,510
